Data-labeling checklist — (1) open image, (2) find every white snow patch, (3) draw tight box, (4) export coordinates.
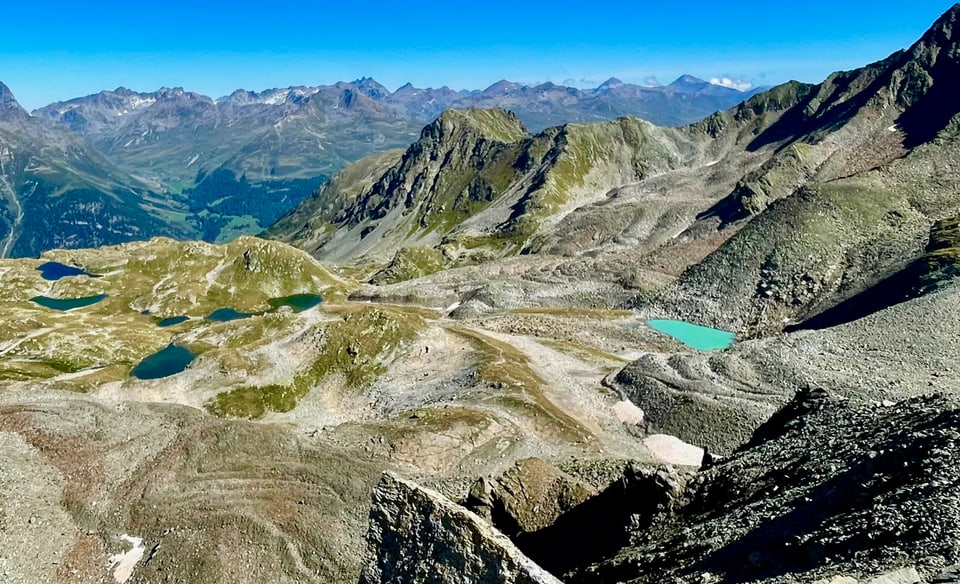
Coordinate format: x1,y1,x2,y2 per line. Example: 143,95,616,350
263,92,289,105
613,399,644,425
643,434,704,467
107,534,146,584
126,96,156,110
888,124,899,132
186,154,200,167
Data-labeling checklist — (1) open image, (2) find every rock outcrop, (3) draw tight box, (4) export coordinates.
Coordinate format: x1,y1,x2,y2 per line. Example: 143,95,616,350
358,472,562,584
576,391,960,583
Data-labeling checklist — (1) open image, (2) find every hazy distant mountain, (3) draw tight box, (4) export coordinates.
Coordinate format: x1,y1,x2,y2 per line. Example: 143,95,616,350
34,75,759,189
15,75,758,252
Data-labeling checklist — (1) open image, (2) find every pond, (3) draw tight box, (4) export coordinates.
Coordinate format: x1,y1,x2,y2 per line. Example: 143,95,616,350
37,261,99,281
131,344,196,380
157,316,190,327
31,294,108,311
267,293,322,313
646,319,736,351
206,307,254,322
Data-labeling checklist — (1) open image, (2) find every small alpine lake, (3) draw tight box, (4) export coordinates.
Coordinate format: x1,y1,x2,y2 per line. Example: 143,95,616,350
267,293,322,313
157,316,190,327
206,308,254,322
131,344,196,380
30,294,108,311
646,319,736,351
37,261,100,281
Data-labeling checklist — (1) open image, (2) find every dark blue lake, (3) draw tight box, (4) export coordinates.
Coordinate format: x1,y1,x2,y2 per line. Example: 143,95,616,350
31,294,108,311
157,316,190,327
37,262,99,281
267,293,322,313
206,308,254,322
131,345,196,380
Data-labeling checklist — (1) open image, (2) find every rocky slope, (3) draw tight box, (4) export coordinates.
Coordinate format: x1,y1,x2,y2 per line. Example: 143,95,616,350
359,390,960,584
654,4,960,336
358,472,562,584
267,108,701,265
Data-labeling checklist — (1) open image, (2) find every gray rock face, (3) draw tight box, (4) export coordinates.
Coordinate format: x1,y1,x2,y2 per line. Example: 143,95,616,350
577,392,960,583
358,472,562,584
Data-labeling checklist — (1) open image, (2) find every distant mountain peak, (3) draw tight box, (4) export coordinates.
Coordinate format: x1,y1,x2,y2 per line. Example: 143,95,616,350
0,82,28,119
670,74,707,86
484,80,521,94
349,77,390,99
598,77,624,89
396,82,416,92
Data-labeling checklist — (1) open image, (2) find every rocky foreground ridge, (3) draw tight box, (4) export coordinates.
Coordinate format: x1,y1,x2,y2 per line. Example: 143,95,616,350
361,390,960,584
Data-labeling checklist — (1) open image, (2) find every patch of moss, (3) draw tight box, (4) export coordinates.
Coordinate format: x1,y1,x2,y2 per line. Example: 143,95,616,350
206,305,425,419
207,384,298,419
370,246,447,285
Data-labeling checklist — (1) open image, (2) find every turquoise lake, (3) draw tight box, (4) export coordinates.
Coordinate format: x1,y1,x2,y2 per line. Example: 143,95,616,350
31,294,108,311
268,293,322,313
131,345,196,379
37,261,99,281
157,316,190,327
646,319,736,351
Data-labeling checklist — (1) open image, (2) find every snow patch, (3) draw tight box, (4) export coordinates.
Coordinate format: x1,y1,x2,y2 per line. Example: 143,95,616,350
107,534,146,584
262,92,288,105
643,434,704,466
126,96,156,110
613,399,644,425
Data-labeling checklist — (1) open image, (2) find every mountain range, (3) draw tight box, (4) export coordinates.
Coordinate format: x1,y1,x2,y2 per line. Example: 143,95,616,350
0,75,758,257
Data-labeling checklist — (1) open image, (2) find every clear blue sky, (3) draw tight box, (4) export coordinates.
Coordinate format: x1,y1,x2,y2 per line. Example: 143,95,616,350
0,1,955,110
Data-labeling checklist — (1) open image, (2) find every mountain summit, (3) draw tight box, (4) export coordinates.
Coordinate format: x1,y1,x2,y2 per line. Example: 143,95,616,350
0,81,28,120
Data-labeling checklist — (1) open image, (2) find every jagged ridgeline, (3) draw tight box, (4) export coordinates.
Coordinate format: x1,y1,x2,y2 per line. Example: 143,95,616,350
0,76,757,257
271,4,960,341
267,108,697,265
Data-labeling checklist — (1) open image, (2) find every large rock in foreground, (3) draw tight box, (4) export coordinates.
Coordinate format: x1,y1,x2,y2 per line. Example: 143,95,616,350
358,472,562,584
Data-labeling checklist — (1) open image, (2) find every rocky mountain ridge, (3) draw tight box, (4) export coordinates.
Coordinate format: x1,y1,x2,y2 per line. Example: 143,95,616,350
0,73,759,257
268,4,960,344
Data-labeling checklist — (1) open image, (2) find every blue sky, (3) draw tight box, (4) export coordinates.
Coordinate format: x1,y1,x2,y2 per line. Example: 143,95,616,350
0,1,954,110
